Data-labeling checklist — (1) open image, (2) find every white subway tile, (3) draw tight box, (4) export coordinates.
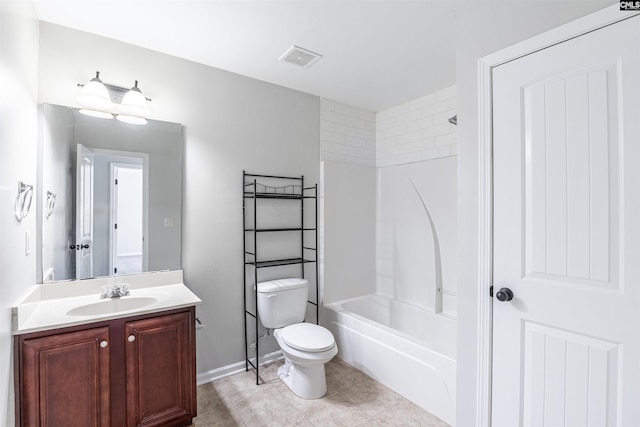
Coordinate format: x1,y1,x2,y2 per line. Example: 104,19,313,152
376,136,397,149
333,102,355,117
320,120,334,132
378,103,409,120
376,115,398,131
345,136,366,148
358,110,376,123
397,151,422,165
433,110,455,124
421,145,452,161
407,116,433,133
422,123,450,139
435,132,457,147
409,93,436,111
334,123,358,137
345,116,368,130
422,99,452,117
405,109,422,123
436,85,456,101
356,147,376,159
334,144,357,156
376,156,397,168
321,141,335,153
320,130,345,144
324,88,456,167
321,110,346,125
320,99,335,112
397,130,422,145
382,124,408,139
450,143,458,155
377,144,406,159
408,138,435,153
357,128,375,141
321,151,345,163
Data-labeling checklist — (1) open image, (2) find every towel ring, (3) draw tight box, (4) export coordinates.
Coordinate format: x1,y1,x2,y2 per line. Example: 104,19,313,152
45,191,56,219
14,181,34,222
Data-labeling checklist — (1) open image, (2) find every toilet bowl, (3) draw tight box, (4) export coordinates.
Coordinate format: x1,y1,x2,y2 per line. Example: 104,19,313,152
273,323,337,399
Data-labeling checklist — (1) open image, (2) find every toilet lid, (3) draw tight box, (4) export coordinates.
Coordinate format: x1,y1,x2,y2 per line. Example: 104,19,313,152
281,323,335,353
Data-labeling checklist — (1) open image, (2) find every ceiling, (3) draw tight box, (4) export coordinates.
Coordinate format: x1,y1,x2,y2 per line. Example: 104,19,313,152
32,0,611,112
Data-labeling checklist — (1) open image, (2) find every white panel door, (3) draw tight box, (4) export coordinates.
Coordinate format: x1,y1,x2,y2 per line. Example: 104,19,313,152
492,16,640,426
75,143,94,279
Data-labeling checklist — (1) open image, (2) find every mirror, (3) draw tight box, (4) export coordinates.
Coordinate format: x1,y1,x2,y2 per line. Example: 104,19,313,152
39,103,183,283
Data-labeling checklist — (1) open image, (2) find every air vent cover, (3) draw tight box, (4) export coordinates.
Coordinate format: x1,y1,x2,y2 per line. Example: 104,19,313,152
279,45,323,68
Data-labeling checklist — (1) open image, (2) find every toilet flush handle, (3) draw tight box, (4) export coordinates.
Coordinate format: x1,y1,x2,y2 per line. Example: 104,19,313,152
266,294,277,298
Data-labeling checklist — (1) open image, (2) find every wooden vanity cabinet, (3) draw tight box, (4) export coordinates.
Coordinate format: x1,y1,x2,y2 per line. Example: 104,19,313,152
15,307,196,427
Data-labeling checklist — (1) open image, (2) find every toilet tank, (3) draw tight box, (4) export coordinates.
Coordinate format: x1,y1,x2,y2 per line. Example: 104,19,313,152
257,278,309,329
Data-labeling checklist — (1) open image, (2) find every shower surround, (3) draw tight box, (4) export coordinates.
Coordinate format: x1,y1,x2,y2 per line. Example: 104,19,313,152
322,155,457,424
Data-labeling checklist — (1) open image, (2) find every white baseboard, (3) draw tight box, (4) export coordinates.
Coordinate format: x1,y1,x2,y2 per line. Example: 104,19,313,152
197,350,284,385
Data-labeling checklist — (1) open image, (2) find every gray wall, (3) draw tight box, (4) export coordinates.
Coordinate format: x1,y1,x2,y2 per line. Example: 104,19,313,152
41,104,76,280
37,22,321,377
0,1,39,425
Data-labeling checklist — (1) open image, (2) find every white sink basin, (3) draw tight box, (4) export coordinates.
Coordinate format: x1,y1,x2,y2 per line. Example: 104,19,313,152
66,297,158,317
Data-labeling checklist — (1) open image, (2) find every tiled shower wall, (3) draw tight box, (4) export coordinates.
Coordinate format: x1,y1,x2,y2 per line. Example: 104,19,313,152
320,87,458,317
320,100,376,166
320,85,457,167
376,86,457,167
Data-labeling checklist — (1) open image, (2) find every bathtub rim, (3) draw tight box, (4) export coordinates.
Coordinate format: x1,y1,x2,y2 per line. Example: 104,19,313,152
325,294,457,363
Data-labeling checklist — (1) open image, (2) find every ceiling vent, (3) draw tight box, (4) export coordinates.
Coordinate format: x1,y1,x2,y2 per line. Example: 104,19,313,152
279,45,323,68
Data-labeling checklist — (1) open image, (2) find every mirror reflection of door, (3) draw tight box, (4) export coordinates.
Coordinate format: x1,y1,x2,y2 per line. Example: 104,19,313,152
75,144,94,279
77,147,149,279
110,164,143,275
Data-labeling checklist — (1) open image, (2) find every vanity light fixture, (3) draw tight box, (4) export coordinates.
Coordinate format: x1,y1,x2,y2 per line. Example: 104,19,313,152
76,72,152,125
119,80,151,118
76,71,113,111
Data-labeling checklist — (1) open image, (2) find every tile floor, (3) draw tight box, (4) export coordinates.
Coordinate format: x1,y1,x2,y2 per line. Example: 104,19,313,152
192,358,450,426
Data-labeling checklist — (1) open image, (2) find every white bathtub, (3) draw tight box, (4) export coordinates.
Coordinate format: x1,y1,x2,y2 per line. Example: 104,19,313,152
325,294,456,425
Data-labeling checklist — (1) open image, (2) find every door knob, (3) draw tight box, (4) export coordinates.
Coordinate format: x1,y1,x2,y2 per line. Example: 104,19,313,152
496,287,514,302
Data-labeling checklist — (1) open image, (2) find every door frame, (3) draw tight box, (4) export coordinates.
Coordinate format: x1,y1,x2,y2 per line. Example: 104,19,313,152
91,148,150,275
109,162,144,275
476,5,638,426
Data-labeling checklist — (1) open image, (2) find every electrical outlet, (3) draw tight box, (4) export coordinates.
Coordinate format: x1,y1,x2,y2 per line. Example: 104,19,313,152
163,218,175,228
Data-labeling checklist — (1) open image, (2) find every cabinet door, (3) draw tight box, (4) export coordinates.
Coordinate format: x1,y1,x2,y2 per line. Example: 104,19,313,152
125,310,196,427
19,326,110,427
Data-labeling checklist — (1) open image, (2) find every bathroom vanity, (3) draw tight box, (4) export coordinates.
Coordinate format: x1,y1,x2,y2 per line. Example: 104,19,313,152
12,271,200,427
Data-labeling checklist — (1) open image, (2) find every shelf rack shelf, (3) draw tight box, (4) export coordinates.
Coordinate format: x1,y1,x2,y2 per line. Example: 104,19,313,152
242,171,318,385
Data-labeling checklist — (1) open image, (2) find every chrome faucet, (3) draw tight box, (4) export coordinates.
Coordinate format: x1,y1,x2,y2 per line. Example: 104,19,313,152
100,283,130,299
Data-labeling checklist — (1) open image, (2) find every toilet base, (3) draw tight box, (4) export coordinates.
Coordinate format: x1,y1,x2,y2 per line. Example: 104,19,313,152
278,357,328,399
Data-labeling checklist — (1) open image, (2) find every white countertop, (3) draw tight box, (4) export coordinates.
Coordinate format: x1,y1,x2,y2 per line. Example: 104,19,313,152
12,270,201,335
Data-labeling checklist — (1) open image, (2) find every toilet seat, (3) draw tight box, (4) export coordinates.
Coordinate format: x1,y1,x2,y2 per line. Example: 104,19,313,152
281,323,335,353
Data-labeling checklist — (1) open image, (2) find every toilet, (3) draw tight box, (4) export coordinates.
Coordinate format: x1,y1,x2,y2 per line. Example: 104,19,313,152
257,278,337,399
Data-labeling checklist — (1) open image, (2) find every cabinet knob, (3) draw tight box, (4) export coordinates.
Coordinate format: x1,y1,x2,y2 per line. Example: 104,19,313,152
128,335,136,342
100,340,108,348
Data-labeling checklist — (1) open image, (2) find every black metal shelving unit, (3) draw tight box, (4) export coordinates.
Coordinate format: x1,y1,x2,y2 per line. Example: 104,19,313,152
242,171,318,385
